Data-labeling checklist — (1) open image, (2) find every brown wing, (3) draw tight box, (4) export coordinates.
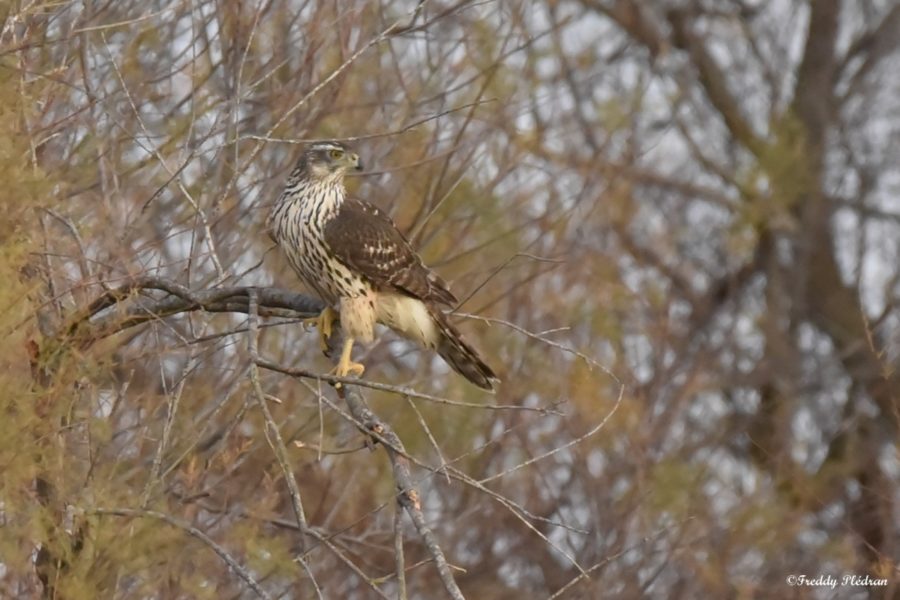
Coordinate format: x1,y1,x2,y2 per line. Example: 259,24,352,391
323,197,457,306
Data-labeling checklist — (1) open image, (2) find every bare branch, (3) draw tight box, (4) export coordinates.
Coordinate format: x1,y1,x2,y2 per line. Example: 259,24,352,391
247,290,310,537
91,508,273,600
327,342,466,599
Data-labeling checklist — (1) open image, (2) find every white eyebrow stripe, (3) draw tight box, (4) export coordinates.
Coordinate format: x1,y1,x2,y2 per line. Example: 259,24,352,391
310,142,346,153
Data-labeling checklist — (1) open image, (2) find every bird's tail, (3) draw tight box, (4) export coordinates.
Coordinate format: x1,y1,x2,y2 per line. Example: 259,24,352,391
431,308,498,391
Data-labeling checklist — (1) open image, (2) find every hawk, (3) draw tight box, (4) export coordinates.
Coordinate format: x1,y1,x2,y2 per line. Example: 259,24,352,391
267,140,498,391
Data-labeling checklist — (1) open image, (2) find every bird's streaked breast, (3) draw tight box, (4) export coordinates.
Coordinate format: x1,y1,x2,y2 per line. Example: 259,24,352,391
270,180,371,305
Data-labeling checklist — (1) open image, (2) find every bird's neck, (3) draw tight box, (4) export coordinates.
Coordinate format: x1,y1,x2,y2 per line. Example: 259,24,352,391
314,178,346,218
268,176,346,241
279,176,346,213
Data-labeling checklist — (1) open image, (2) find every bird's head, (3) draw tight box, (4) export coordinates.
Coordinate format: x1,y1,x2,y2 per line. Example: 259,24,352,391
292,140,363,183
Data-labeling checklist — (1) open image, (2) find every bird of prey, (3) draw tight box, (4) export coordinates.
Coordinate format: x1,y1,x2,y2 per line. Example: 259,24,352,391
267,140,498,390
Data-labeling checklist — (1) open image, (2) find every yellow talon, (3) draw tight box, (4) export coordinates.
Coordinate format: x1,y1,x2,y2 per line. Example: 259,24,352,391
305,307,337,353
331,336,365,384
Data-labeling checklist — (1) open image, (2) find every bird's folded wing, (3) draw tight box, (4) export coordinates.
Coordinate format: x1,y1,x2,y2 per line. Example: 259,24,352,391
322,197,458,306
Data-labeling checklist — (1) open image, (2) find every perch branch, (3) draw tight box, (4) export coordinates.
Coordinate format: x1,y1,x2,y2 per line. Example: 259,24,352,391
246,291,392,599
332,368,467,600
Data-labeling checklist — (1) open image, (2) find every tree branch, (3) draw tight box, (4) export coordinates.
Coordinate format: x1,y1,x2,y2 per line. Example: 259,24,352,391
666,8,765,156
329,357,466,600
66,276,324,344
246,291,392,599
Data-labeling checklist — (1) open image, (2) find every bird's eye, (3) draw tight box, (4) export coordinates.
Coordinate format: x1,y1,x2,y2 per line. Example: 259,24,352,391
329,149,344,159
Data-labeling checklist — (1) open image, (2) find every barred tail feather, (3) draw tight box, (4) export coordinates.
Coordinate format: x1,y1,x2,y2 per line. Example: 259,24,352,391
431,309,498,391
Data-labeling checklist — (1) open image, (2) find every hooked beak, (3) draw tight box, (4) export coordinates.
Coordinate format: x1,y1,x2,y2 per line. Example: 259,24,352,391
352,153,363,171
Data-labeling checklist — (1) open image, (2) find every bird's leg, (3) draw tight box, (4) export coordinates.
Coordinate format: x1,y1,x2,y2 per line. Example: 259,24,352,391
304,306,337,353
331,336,365,380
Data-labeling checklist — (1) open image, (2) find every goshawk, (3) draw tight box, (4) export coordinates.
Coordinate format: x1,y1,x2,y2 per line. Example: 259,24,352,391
267,141,498,390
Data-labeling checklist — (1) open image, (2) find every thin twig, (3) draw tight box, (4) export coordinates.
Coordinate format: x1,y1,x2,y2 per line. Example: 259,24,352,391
405,395,451,484
258,358,557,414
458,312,622,384
247,290,309,537
479,384,624,484
394,499,407,600
298,558,325,600
444,464,588,577
141,347,203,507
100,33,225,280
547,518,695,599
239,99,496,146
91,507,273,600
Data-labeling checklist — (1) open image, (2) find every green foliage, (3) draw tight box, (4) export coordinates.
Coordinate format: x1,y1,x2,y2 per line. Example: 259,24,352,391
0,47,68,597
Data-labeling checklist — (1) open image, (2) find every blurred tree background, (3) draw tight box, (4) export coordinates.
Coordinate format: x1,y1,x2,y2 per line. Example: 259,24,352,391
2,0,899,598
